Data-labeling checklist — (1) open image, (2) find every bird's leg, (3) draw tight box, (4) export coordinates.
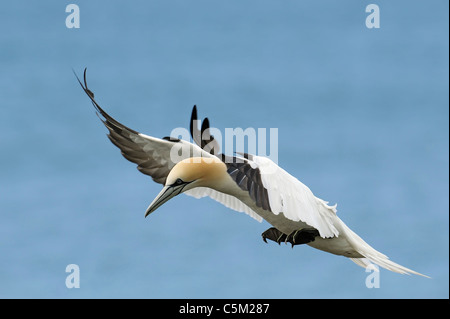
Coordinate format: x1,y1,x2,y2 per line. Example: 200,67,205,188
285,229,320,247
261,227,288,245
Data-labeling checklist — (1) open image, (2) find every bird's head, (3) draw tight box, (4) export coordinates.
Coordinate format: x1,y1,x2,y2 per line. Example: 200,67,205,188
144,156,225,217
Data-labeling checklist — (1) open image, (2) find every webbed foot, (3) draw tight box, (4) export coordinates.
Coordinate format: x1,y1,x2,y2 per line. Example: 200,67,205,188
261,227,288,244
285,228,320,247
262,227,320,247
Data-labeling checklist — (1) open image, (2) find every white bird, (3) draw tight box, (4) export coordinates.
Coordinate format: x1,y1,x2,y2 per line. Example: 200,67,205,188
76,69,428,277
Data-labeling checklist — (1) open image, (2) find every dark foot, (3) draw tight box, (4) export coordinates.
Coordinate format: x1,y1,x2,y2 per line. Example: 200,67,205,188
261,227,288,244
285,228,320,246
262,227,320,247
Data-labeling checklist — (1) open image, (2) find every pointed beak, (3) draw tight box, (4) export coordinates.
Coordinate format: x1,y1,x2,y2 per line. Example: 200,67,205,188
145,185,184,217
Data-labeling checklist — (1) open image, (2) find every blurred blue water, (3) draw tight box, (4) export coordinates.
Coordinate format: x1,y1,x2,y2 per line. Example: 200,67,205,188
0,1,448,298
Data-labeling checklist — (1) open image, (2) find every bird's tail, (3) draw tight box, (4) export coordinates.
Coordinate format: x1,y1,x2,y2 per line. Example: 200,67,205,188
341,222,430,278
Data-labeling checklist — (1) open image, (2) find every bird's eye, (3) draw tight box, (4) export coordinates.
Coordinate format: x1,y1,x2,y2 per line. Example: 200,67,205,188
175,178,183,185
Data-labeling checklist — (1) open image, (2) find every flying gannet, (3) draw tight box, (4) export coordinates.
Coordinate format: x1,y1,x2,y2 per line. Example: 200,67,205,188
76,69,428,277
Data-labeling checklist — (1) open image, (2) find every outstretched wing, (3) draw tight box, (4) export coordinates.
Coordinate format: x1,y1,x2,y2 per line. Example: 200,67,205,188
249,155,339,238
220,154,272,212
75,68,211,185
221,153,339,238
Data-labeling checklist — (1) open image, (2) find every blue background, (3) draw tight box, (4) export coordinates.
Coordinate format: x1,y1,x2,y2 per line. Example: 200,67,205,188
0,1,448,298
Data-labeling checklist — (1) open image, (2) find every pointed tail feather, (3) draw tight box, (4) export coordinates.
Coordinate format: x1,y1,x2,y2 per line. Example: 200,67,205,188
341,223,430,278
350,257,430,278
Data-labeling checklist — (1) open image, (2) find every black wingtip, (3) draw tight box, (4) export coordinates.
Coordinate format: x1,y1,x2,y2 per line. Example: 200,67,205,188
190,104,204,147
188,105,220,155
73,67,94,99
190,105,198,140
200,117,211,149
83,68,95,99
74,68,141,136
74,68,110,125
201,117,210,132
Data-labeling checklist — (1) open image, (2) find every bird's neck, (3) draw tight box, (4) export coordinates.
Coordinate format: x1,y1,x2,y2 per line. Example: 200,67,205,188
179,157,229,190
